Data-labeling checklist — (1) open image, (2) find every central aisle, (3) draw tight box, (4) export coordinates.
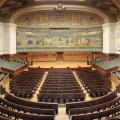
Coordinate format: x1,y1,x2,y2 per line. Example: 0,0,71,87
55,107,69,120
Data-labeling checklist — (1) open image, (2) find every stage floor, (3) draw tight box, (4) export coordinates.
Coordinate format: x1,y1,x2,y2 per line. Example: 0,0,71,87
32,61,89,68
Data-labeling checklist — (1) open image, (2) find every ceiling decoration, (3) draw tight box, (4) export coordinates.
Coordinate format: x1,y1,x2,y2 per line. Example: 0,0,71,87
91,0,120,18
15,11,104,28
0,0,120,22
111,0,120,9
0,0,27,20
0,0,8,7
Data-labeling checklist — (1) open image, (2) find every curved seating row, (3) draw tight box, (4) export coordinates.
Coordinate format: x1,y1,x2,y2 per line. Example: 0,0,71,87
92,56,120,71
71,103,120,120
0,105,54,120
69,96,120,115
0,91,59,119
0,72,5,82
5,91,58,114
0,97,55,115
66,89,117,113
0,116,10,120
0,59,26,71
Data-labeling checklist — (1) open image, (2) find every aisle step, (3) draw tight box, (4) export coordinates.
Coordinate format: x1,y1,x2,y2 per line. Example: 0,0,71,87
73,71,92,101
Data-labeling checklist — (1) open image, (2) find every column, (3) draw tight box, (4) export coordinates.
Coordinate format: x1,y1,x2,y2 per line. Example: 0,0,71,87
2,23,17,54
102,23,116,54
0,23,3,55
116,22,120,54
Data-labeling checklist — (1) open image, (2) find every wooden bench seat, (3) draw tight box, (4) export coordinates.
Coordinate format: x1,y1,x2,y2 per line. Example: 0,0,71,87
0,97,55,116
5,92,58,114
66,90,117,113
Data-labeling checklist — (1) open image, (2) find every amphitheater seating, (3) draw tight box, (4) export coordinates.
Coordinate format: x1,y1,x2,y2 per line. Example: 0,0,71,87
70,104,120,120
9,69,45,98
71,102,120,120
5,92,58,114
69,95,120,116
3,66,120,120
66,90,120,120
110,116,120,120
0,105,55,120
38,68,85,103
0,116,10,120
0,88,58,120
1,90,119,120
66,90,117,113
0,96,56,120
0,72,5,81
115,70,120,80
92,56,120,71
0,59,27,71
76,67,111,97
0,96,55,115
15,58,29,64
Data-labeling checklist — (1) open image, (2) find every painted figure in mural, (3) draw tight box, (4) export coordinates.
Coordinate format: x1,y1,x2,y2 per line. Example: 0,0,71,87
17,27,103,50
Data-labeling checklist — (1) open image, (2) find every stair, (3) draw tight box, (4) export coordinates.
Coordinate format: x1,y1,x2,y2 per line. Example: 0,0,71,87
31,72,48,101
73,71,92,101
55,106,69,120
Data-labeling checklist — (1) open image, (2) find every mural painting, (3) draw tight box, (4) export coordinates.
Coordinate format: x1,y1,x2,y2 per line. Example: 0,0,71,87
16,27,103,51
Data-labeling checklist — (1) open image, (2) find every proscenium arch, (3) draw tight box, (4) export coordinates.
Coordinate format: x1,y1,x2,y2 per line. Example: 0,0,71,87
10,4,109,23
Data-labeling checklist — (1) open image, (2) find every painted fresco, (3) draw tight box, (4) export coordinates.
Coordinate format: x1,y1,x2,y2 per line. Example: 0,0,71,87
1,0,119,22
16,27,103,51
92,0,120,16
15,11,103,28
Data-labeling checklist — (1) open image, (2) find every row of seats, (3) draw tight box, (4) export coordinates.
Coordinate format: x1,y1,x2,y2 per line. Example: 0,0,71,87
92,56,120,70
71,105,120,120
66,90,117,113
9,69,45,98
0,59,27,71
38,68,85,103
5,91,58,113
0,91,59,120
76,67,111,97
66,90,120,120
15,58,29,64
114,70,120,80
0,72,5,82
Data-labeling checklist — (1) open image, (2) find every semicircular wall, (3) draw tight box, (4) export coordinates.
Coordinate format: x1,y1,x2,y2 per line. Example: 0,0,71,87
9,5,108,52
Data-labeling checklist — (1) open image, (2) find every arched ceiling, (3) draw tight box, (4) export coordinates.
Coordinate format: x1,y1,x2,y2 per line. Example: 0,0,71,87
111,0,120,9
0,0,120,22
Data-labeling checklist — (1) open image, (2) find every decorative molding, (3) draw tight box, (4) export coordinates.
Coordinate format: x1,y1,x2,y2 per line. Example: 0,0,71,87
111,0,120,9
0,0,8,7
9,4,109,23
15,10,103,28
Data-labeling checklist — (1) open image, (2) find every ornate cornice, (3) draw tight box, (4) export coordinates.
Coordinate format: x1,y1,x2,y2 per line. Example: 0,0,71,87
10,4,109,23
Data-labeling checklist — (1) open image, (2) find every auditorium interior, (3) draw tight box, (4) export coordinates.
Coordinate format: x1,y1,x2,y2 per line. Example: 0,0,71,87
0,0,120,120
